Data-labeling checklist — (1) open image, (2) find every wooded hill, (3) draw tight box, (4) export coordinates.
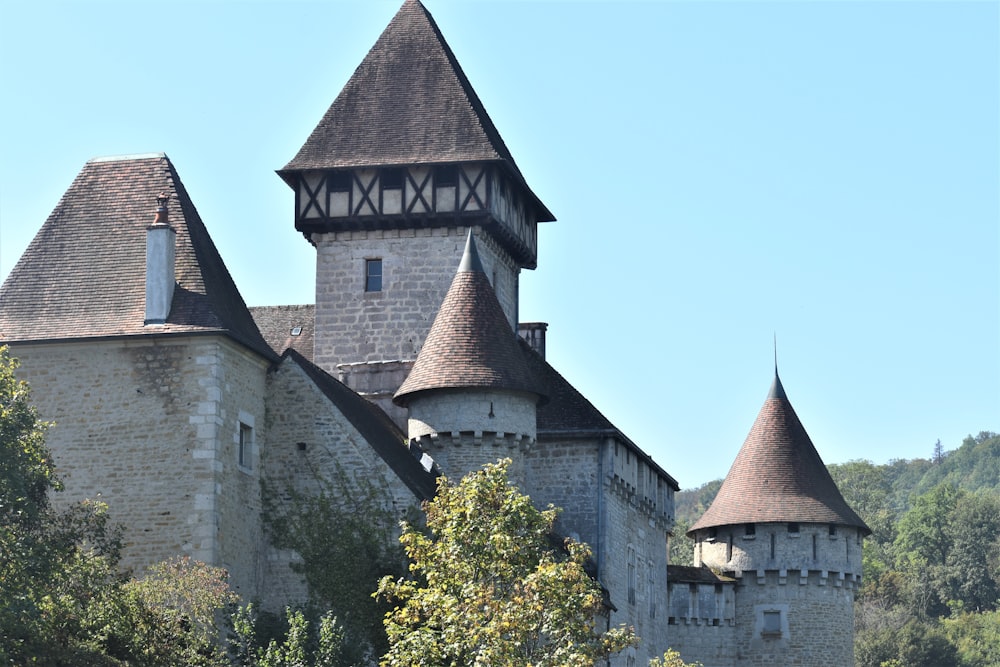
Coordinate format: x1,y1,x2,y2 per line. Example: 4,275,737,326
671,431,1000,667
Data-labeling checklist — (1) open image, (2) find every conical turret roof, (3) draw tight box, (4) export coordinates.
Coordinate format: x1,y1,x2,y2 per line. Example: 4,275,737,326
393,232,544,405
688,373,869,535
280,0,552,220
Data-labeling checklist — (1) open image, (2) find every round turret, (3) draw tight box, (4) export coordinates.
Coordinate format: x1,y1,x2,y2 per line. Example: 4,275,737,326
394,231,545,483
688,372,869,667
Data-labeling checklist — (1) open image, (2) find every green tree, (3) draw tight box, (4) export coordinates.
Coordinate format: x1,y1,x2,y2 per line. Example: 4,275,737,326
376,459,636,666
263,466,405,663
0,346,124,664
943,609,1000,667
0,347,241,665
231,604,345,667
649,648,703,666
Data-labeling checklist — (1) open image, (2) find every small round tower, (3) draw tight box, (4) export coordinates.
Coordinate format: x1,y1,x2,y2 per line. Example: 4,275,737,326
393,231,546,485
688,372,870,667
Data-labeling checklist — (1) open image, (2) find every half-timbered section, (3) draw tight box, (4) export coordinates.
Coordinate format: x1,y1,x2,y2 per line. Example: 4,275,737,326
289,162,540,269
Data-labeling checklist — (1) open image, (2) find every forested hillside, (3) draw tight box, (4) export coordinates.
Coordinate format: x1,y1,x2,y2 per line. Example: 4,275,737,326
671,431,1000,667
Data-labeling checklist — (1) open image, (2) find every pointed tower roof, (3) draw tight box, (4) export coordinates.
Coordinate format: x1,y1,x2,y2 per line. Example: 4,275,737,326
0,154,274,360
279,0,552,221
688,372,869,535
393,232,545,405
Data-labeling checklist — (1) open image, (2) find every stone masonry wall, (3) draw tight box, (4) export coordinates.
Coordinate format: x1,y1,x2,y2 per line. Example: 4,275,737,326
731,570,856,667
8,337,269,599
692,524,861,667
260,357,424,610
313,225,520,374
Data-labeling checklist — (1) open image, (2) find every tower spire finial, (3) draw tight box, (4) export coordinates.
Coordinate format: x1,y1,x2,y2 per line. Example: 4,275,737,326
774,332,778,377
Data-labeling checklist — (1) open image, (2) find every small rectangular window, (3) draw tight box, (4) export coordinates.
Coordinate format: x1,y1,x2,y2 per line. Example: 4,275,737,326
329,171,352,192
787,522,800,534
745,523,756,536
238,422,253,470
829,524,837,536
762,610,782,637
434,165,458,188
381,167,403,190
365,259,382,292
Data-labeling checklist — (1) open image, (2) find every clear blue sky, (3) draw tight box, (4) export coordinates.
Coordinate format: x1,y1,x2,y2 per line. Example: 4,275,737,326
1,1,997,489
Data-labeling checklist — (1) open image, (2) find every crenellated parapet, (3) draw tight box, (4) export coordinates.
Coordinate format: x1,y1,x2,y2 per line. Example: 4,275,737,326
607,438,675,530
693,522,865,584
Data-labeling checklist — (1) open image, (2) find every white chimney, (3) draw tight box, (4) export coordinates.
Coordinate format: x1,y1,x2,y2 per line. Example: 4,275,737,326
145,194,176,325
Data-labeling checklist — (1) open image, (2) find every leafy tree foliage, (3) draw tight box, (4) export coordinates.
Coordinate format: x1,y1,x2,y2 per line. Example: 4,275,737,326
376,458,636,666
0,346,124,664
262,466,406,664
649,648,703,666
231,604,345,667
0,347,240,665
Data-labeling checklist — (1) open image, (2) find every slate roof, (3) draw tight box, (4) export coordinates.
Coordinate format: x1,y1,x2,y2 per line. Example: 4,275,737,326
667,565,737,585
283,348,438,500
0,154,274,360
394,232,545,405
279,0,553,221
522,339,679,491
250,304,315,360
688,373,870,535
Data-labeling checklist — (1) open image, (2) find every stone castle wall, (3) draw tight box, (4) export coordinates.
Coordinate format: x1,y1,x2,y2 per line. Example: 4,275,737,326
731,570,856,667
9,336,269,599
406,388,536,483
688,523,861,667
260,356,424,610
312,225,520,373
667,575,739,667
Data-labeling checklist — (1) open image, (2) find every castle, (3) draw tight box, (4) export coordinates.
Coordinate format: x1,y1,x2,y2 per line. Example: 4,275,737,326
0,2,867,665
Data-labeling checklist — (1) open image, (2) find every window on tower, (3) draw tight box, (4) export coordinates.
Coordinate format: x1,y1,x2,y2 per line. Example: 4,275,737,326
329,170,352,192
365,258,383,292
381,167,403,190
434,164,458,187
762,610,782,637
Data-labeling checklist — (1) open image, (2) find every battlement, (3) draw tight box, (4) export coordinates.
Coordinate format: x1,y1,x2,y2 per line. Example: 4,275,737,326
694,522,865,580
410,430,535,450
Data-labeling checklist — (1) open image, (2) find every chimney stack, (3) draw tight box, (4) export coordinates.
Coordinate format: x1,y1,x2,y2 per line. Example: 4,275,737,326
518,322,547,359
145,193,176,325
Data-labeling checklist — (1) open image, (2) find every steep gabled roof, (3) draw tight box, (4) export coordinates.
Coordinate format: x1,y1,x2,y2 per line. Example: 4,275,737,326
689,373,870,534
0,154,274,360
280,0,552,221
283,348,438,500
394,232,544,405
521,338,679,491
250,304,316,360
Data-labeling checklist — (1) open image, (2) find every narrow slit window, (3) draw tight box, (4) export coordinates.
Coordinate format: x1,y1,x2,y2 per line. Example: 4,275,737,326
238,422,253,470
365,258,382,292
